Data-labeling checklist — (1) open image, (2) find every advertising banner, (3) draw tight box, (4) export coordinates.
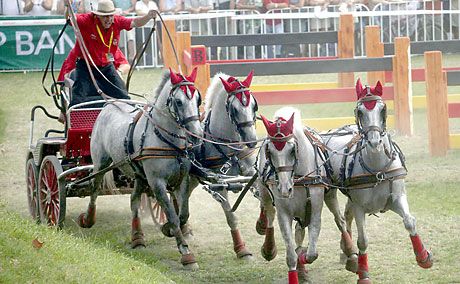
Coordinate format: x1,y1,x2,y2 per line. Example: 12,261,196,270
0,16,75,71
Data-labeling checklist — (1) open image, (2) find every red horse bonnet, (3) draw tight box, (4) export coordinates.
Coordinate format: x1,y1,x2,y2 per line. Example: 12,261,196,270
219,70,254,107
261,113,295,151
169,67,197,97
355,78,383,110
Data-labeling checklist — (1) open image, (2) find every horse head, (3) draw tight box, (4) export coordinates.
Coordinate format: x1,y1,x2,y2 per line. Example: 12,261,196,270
168,67,203,144
261,113,297,199
355,79,387,151
219,70,258,148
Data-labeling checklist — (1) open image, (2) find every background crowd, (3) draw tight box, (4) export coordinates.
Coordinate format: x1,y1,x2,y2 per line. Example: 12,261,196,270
2,0,455,17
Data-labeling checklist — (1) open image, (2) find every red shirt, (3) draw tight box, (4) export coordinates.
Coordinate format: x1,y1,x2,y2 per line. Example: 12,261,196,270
262,0,289,26
74,13,133,67
58,46,129,81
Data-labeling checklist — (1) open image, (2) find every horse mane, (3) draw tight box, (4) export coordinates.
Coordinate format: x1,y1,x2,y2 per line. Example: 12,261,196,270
152,69,171,102
204,72,230,117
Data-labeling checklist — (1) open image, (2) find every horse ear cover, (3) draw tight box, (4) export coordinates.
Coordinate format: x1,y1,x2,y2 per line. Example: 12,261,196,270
374,81,383,97
242,69,254,87
186,67,198,83
169,67,182,85
356,78,364,99
220,77,235,94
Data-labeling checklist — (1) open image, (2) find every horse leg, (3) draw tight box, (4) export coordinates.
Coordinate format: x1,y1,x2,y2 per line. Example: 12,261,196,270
390,192,433,269
255,181,270,235
353,206,371,284
260,184,277,261
78,174,103,228
218,189,253,260
130,179,146,248
297,187,324,274
148,178,198,270
324,188,358,272
277,211,299,284
176,177,194,240
294,222,308,283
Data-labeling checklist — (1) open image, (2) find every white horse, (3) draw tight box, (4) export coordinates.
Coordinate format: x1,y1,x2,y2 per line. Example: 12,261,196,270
80,68,203,269
323,80,433,283
184,71,259,259
256,107,357,284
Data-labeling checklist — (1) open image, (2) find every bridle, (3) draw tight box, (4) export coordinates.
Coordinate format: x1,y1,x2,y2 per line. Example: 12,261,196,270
263,130,298,184
354,88,387,139
225,80,258,132
166,80,201,128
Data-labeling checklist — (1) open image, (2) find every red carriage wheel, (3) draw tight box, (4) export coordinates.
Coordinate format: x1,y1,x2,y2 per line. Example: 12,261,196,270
38,155,66,228
25,158,40,222
146,195,167,227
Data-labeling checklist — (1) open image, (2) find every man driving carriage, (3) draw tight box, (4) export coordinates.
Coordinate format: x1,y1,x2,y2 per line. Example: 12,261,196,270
65,0,157,106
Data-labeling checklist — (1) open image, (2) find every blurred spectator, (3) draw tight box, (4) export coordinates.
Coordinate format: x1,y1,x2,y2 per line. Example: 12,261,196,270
114,0,137,62
263,0,289,58
113,0,136,14
135,0,159,64
183,0,213,35
1,0,27,15
81,0,99,12
211,0,235,59
57,0,86,14
236,0,263,59
136,0,159,14
305,0,329,56
24,0,53,15
281,0,305,57
159,0,182,13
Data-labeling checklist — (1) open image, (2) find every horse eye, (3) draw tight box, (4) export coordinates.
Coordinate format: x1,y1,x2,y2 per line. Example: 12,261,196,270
176,99,183,107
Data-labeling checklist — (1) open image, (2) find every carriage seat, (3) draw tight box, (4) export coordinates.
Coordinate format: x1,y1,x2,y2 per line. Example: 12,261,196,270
63,108,102,159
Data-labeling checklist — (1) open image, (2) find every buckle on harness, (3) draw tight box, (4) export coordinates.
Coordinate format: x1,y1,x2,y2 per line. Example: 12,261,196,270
220,160,232,174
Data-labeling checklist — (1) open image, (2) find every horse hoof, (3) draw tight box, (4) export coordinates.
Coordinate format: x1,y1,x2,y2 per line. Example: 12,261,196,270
131,234,146,249
181,253,198,270
255,218,267,235
161,222,175,238
357,278,372,284
261,245,277,261
77,213,94,228
238,252,254,261
183,262,199,271
417,250,433,269
346,253,358,273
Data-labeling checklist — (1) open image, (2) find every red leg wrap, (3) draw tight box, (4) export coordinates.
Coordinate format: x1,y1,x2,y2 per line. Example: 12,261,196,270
132,217,142,232
410,235,427,261
357,253,369,280
288,270,299,284
410,234,432,268
231,229,245,252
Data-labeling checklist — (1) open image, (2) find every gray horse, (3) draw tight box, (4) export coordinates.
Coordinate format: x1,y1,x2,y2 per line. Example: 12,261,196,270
256,107,356,284
183,71,259,259
322,80,433,283
79,68,203,269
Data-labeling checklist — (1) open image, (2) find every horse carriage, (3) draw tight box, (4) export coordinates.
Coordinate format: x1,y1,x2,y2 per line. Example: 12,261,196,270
25,57,261,268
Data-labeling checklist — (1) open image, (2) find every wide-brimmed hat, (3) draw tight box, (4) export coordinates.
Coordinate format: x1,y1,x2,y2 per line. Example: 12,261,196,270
93,0,116,16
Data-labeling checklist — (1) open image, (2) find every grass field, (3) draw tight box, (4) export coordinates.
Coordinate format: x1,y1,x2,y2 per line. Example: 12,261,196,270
0,55,460,283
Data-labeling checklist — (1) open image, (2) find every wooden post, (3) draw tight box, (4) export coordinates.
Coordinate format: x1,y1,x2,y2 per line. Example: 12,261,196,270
365,26,385,86
338,14,354,87
392,37,413,136
176,32,191,74
425,51,449,156
161,20,178,71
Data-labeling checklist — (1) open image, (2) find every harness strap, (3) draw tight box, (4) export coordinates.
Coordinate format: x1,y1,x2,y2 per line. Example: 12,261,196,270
344,167,407,189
